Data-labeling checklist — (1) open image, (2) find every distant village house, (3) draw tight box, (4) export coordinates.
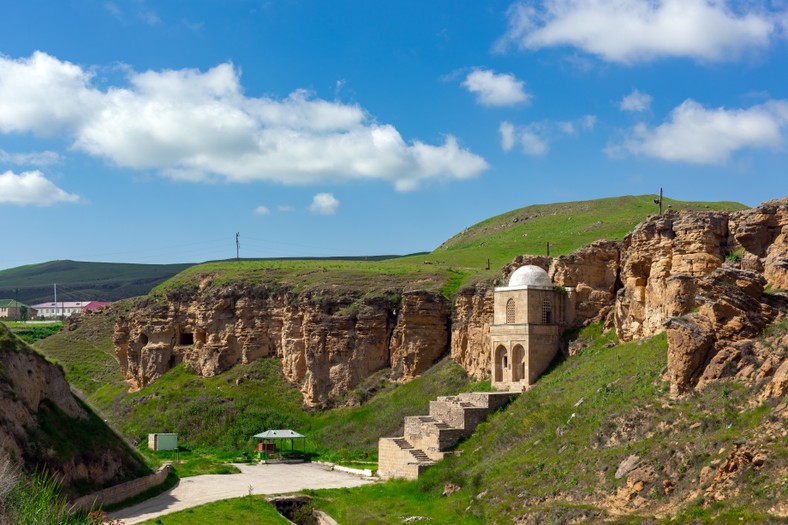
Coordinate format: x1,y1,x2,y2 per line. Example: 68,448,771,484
0,300,35,321
30,301,111,319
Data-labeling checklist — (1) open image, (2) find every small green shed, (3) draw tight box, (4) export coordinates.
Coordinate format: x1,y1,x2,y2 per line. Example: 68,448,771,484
148,433,178,451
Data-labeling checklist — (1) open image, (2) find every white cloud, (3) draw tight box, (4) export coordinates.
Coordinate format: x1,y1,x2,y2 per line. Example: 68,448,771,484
612,99,788,164
309,193,340,215
0,52,488,192
462,69,531,107
0,149,61,166
557,116,595,134
500,121,516,151
0,170,80,206
620,90,653,112
253,205,270,215
497,0,781,64
502,115,595,155
521,129,549,155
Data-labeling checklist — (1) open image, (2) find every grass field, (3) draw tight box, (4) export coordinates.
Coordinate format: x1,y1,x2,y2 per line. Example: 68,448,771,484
137,495,290,525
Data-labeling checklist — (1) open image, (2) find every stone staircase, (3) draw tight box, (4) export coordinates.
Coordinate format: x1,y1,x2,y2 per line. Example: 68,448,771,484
378,391,517,480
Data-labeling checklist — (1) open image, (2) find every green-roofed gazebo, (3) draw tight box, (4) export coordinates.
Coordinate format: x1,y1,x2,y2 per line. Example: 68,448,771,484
253,429,306,462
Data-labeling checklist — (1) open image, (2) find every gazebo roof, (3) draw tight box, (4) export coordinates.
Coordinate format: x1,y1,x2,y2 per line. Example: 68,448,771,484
253,429,304,439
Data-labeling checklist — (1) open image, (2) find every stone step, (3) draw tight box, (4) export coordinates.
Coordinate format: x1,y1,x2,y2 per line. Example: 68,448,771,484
408,448,432,462
393,438,413,450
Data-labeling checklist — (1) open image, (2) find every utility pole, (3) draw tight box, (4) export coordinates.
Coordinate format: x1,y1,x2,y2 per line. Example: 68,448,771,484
546,242,550,257
654,187,663,216
236,232,240,261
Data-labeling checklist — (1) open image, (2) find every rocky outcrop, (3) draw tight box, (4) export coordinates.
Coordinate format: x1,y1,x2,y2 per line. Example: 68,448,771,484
550,240,621,326
114,287,449,407
729,198,788,289
499,199,788,396
0,324,148,497
450,285,493,380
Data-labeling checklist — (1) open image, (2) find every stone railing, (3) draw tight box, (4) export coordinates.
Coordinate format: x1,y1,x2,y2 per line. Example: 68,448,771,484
70,464,172,512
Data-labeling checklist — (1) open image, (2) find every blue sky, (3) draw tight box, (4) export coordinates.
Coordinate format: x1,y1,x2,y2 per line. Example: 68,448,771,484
1,0,787,269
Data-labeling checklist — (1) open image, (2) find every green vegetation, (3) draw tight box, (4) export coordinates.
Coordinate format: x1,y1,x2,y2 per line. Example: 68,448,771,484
0,323,150,499
412,195,746,269
304,322,786,523
137,495,290,525
0,461,107,525
34,312,125,399
1,321,62,344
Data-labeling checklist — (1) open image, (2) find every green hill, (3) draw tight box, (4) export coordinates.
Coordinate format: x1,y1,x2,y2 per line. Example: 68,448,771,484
151,195,747,302
0,260,195,304
411,194,746,268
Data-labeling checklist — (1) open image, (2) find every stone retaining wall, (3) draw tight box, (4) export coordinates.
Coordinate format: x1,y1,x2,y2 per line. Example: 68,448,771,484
70,464,172,512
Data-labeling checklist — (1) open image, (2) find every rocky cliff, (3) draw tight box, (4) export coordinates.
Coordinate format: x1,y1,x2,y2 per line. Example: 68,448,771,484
114,285,448,407
453,198,788,395
0,324,148,497
116,199,786,405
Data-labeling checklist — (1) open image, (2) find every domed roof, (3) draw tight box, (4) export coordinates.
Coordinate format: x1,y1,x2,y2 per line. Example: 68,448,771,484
508,265,552,288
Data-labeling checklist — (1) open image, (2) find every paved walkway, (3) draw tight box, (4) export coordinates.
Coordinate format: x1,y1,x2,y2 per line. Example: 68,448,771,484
109,463,374,524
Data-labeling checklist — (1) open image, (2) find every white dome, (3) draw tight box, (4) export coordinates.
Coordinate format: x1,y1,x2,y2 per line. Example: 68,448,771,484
508,265,552,288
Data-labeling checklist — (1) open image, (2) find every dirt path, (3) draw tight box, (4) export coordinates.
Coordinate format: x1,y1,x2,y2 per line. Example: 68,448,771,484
109,463,374,524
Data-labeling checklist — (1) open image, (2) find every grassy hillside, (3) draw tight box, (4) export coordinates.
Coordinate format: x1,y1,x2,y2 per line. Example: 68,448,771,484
414,194,746,269
0,324,150,497
0,260,194,305
150,195,747,301
309,323,787,524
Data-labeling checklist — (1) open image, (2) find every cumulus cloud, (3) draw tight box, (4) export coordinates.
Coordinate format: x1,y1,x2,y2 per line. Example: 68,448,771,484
309,193,340,215
0,52,488,192
497,0,782,64
253,205,270,215
611,99,788,164
0,170,80,206
620,90,653,112
462,69,531,107
502,115,595,155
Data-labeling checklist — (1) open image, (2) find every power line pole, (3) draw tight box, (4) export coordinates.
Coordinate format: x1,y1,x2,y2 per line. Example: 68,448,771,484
236,232,240,261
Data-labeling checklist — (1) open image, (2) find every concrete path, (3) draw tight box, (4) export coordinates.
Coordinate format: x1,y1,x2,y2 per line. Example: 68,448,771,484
109,463,374,524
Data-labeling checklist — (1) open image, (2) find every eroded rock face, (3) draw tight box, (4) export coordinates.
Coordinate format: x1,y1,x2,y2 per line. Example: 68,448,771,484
451,285,494,379
0,325,146,496
550,240,621,326
116,199,787,403
114,287,449,407
730,198,788,289
499,199,787,396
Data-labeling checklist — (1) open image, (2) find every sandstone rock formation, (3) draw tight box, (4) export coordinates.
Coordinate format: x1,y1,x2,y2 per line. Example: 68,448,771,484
116,198,786,404
114,287,449,407
450,285,493,380
0,324,148,496
486,198,788,396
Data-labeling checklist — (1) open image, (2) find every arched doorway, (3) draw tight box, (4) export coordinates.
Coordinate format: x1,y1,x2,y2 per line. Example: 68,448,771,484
512,344,525,382
494,345,507,383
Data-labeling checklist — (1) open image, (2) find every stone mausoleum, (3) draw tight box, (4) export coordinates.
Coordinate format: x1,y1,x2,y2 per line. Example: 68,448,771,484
490,265,575,391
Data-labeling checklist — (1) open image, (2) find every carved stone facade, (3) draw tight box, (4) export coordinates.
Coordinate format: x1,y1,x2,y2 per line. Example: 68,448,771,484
489,265,575,391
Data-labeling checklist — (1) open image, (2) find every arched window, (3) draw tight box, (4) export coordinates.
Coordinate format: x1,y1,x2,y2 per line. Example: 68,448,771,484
506,299,516,324
542,300,553,324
